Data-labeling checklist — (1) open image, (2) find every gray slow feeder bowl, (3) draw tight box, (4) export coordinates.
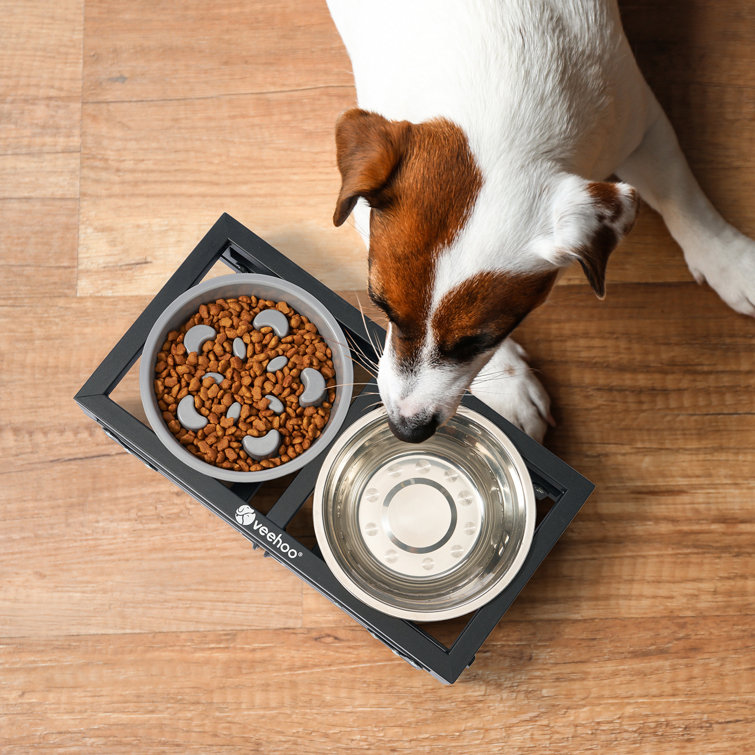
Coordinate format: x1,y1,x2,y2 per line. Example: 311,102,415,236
139,273,354,482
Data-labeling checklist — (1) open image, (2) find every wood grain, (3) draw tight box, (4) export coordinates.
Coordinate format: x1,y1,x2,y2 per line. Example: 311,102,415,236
621,0,755,88
82,0,353,103
0,199,78,296
77,88,364,295
0,152,80,199
1,0,754,752
1,618,752,752
0,0,83,100
0,0,82,295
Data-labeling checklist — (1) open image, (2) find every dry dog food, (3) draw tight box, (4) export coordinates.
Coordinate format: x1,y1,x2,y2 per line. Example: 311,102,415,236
153,295,337,472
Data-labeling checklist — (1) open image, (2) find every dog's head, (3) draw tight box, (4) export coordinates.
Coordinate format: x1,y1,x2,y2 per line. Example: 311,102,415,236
333,109,638,442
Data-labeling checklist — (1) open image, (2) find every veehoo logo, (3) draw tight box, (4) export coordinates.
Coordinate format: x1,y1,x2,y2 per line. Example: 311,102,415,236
234,505,302,559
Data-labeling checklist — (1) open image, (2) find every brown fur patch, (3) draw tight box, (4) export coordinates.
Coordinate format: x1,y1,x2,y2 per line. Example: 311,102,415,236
578,181,639,297
431,270,558,356
369,117,482,316
333,110,411,227
334,110,483,368
587,181,622,223
576,225,618,299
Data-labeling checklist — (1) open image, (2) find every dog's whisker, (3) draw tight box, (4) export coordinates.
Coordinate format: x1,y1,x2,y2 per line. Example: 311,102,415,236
346,347,376,365
345,331,380,369
350,354,378,377
374,316,388,359
342,343,378,373
334,380,378,386
470,369,524,385
346,214,369,239
347,344,377,365
324,332,379,362
356,295,382,361
326,307,385,366
327,381,379,389
361,400,385,412
352,356,379,379
323,330,384,379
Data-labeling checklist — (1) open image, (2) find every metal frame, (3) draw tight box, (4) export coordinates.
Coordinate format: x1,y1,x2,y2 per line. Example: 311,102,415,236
75,214,594,684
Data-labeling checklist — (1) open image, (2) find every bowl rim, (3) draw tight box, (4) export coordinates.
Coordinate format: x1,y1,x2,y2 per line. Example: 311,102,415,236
313,406,536,622
139,273,353,482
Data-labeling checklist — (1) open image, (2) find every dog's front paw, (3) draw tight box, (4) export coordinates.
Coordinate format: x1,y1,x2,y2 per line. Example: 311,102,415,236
470,339,553,443
685,225,755,316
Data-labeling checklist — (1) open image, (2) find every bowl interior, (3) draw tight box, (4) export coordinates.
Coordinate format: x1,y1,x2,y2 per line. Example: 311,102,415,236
139,274,353,482
314,407,535,621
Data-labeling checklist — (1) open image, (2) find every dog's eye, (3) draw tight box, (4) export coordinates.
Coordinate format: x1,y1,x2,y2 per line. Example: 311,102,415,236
441,334,494,362
368,289,419,341
369,291,397,320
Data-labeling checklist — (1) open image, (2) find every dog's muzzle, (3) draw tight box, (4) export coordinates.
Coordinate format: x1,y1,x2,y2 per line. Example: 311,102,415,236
387,410,440,444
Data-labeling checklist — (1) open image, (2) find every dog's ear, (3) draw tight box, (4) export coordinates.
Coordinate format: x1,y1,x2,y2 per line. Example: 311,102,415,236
333,109,411,227
543,175,639,298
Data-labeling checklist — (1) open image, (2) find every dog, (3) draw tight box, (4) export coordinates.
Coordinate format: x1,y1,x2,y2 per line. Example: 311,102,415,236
327,0,755,443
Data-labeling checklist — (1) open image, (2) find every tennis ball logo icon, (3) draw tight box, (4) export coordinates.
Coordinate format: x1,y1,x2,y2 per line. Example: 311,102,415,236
235,505,255,525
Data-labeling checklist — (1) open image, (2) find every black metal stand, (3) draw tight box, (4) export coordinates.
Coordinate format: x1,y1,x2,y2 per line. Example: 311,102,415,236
75,214,593,684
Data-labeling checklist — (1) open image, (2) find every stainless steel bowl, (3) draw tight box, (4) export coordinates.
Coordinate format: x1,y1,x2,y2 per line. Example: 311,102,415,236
313,407,536,621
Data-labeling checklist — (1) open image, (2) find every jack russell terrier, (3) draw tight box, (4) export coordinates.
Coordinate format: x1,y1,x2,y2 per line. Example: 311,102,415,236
327,0,755,443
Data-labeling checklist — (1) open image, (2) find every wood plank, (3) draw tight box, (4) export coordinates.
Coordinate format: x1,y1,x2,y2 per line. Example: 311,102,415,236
1,617,752,752
0,153,79,200
76,87,752,296
620,0,755,88
77,89,365,295
620,0,755,259
76,0,755,296
512,281,755,621
0,2,83,196
4,285,747,637
0,0,82,290
0,297,147,451
76,94,754,294
3,289,748,629
0,199,78,296
0,98,80,155
0,0,83,99
82,0,353,103
0,455,303,637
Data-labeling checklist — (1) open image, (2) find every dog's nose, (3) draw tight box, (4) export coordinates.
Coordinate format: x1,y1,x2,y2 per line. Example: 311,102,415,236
387,411,440,443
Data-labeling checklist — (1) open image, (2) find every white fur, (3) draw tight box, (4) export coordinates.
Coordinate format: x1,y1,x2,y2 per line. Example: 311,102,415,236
471,339,552,440
376,322,493,432
328,0,755,441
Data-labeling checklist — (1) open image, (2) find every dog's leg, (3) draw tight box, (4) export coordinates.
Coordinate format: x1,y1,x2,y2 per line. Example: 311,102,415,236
616,93,755,316
470,338,552,443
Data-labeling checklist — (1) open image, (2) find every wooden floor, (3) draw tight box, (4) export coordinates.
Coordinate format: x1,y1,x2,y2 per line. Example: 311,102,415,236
1,0,753,751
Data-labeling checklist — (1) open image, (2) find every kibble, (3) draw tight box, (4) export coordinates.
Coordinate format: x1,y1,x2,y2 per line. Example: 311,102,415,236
154,296,337,471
